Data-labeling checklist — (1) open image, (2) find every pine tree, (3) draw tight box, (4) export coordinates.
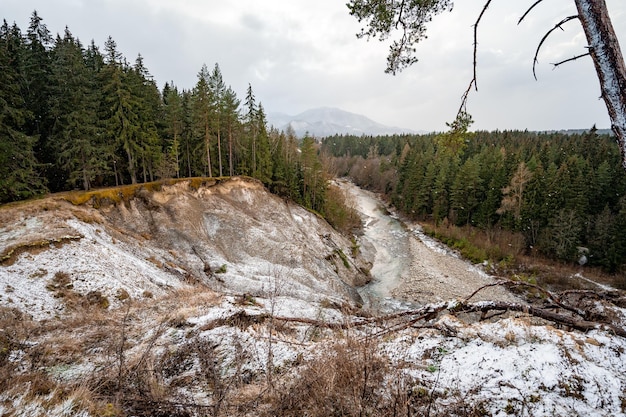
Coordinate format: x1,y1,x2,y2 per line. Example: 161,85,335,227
192,64,214,177
49,29,105,190
100,36,140,184
0,21,46,202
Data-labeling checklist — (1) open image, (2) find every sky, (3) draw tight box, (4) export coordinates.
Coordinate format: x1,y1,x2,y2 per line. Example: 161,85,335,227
3,0,626,132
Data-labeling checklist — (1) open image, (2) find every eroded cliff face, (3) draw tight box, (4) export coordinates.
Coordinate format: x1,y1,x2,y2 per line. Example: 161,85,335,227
0,177,370,319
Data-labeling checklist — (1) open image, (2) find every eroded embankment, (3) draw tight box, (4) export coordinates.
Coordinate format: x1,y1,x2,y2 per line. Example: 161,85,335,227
0,177,371,319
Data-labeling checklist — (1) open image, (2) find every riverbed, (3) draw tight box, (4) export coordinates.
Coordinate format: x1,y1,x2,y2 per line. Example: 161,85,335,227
339,180,519,311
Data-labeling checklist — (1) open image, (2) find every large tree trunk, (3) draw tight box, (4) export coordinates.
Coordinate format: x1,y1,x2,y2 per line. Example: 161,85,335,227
575,0,626,168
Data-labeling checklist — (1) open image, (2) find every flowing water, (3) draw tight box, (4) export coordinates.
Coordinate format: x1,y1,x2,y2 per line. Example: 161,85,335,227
338,181,416,311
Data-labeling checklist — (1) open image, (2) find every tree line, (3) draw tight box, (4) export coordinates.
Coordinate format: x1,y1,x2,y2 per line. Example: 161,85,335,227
0,12,338,222
323,129,626,273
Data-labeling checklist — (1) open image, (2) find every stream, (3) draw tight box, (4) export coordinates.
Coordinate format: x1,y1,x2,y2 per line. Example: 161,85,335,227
338,181,416,311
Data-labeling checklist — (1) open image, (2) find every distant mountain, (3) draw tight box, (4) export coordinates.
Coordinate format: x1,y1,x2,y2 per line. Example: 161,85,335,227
267,107,419,138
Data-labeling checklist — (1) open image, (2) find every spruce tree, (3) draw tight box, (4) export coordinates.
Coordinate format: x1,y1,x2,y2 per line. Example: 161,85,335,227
254,104,272,183
100,36,140,184
49,29,105,190
163,83,184,178
221,86,240,177
242,83,257,175
0,21,46,202
192,64,214,177
130,54,162,182
209,63,226,177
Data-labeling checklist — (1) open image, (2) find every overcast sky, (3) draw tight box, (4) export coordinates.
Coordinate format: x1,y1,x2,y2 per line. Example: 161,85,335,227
4,1,626,132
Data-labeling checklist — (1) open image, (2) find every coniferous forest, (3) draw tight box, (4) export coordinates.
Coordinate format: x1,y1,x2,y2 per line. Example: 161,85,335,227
5,12,626,275
0,12,333,222
323,129,626,275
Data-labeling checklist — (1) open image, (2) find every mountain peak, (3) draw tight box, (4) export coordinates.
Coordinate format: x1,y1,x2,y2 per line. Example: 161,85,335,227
267,107,417,137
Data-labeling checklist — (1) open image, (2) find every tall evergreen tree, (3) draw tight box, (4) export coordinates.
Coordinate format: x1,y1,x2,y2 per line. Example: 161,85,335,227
49,29,105,190
100,36,140,184
192,64,214,177
222,86,240,177
163,82,184,178
209,63,226,177
254,103,272,183
130,54,162,182
0,21,46,202
23,11,53,138
242,83,257,175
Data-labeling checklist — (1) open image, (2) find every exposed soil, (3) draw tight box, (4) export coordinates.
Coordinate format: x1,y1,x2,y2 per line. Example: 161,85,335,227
393,228,519,304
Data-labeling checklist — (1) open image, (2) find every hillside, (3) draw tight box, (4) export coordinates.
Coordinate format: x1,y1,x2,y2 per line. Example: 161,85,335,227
0,177,369,319
1,177,626,417
268,107,419,137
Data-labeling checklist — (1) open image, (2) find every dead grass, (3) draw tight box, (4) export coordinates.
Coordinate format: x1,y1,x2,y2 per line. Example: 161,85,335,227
58,177,241,208
0,235,83,266
421,220,626,292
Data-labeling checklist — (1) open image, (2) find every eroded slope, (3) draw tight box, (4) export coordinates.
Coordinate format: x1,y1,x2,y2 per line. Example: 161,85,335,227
0,177,369,319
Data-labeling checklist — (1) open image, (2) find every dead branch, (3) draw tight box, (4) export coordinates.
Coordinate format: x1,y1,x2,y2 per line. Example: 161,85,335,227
518,0,547,25
204,290,626,342
552,52,592,68
459,301,626,338
464,280,586,318
532,15,580,80
458,0,493,116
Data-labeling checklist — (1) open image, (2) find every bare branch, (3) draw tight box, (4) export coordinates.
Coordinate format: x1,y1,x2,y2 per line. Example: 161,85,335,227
533,15,580,80
396,0,407,29
518,0,547,25
552,51,592,68
463,280,587,317
457,0,493,116
460,301,626,337
472,0,494,92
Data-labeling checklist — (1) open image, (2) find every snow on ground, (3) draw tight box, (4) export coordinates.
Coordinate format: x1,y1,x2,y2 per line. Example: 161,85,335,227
0,218,183,320
382,315,626,417
1,178,625,416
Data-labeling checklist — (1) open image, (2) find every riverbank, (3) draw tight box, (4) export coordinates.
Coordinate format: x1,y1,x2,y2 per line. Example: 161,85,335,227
393,224,519,303
338,180,520,307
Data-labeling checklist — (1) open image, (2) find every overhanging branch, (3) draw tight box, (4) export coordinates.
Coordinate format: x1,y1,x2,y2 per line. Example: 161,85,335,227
533,15,580,80
518,0,547,25
458,0,493,116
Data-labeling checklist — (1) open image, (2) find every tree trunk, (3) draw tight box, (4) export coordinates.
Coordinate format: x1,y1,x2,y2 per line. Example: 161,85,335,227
228,125,234,177
575,0,626,168
205,118,212,177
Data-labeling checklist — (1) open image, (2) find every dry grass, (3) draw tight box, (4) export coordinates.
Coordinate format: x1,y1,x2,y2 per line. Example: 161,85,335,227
421,220,626,291
58,177,241,208
0,235,82,266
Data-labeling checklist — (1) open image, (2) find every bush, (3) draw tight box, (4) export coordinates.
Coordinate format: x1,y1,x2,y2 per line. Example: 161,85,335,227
323,184,362,235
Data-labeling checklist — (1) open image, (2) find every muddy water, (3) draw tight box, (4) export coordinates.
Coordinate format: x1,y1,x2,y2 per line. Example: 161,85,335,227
338,181,415,311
